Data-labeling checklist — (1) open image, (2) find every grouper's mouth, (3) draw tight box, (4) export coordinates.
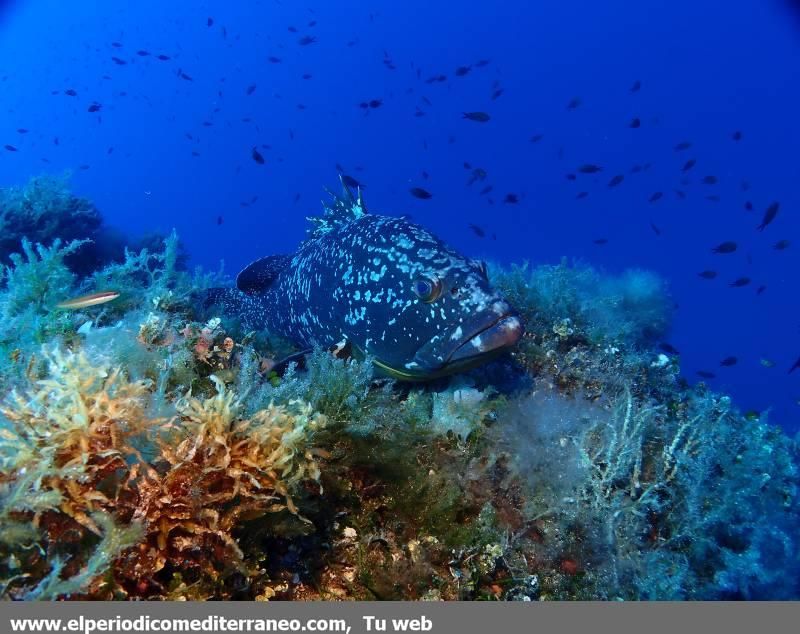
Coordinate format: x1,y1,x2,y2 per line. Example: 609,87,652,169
372,310,524,381
445,313,524,365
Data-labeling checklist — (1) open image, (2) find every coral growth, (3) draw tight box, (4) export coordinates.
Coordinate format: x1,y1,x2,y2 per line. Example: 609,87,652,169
0,347,326,599
0,175,102,267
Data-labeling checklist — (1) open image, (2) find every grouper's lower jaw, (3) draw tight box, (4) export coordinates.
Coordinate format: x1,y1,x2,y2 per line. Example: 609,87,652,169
372,314,524,381
446,314,523,365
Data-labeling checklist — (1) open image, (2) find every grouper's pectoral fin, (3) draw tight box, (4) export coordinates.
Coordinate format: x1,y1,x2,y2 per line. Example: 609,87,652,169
271,348,313,375
236,254,292,294
271,339,355,376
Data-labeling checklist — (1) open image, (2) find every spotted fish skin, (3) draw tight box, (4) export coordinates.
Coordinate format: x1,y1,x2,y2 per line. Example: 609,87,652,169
228,180,524,380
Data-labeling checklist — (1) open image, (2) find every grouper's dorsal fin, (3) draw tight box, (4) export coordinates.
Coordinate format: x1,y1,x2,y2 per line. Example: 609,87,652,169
236,254,291,294
306,175,368,239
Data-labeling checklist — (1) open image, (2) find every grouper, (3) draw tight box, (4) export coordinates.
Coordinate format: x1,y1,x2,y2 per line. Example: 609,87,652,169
218,178,524,380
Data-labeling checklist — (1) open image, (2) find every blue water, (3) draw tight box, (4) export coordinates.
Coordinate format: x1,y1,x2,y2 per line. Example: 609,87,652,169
1,0,798,430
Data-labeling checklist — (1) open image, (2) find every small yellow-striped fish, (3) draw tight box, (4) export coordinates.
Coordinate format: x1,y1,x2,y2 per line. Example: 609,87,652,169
56,290,120,310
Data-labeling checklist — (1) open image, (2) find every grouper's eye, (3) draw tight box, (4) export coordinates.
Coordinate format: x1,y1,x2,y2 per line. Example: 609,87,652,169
412,276,442,303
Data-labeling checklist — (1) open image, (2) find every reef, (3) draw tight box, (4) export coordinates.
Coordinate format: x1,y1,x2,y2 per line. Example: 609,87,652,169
0,174,183,277
0,183,798,601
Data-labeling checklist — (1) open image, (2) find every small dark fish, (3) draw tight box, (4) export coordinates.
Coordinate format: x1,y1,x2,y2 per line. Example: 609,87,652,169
475,59,491,67
468,224,486,238
246,84,256,95
660,342,680,355
566,173,576,181
341,174,363,189
648,192,663,203
409,187,432,199
650,222,661,236
107,147,114,154
578,164,602,174
302,73,312,79
593,238,608,245
607,174,624,187
137,50,150,56
217,215,223,225
87,102,102,113
462,111,490,122
298,35,316,45
466,168,487,185
478,185,493,196
308,20,317,27
491,88,504,100
744,201,754,211
720,356,738,367
111,56,127,65
682,159,696,172
674,141,692,151
455,65,471,76
729,277,751,288
788,356,800,374
711,241,737,254
576,191,589,199
630,80,641,92
503,193,519,204
530,134,543,143
731,130,742,141
157,54,170,61
16,128,28,134
4,144,17,152
756,285,767,295
630,164,642,173
288,26,297,32
251,147,265,164
64,88,77,96
774,239,790,250
111,41,123,48
698,270,718,279
674,189,687,200
369,99,382,108
702,175,718,185
696,370,716,379
179,71,193,81
207,17,214,26
757,202,779,231
268,56,282,63
629,117,641,128
566,97,581,109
